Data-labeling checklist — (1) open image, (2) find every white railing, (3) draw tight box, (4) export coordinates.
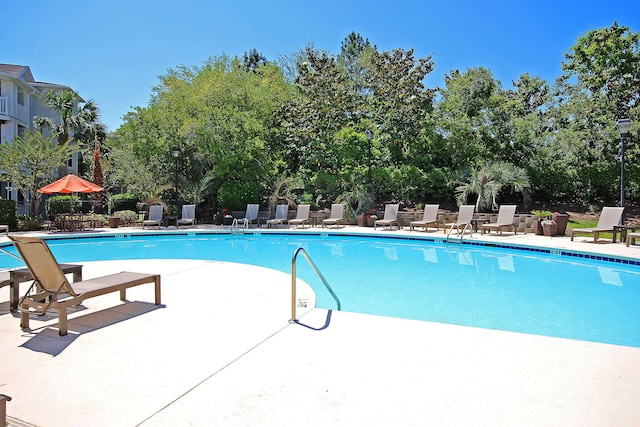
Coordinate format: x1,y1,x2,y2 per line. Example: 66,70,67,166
0,96,8,115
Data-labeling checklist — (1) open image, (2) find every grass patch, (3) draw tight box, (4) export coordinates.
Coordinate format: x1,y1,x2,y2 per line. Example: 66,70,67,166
567,219,613,239
568,219,597,229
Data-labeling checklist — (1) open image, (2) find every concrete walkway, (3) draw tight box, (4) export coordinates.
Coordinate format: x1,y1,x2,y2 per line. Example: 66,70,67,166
1,226,639,426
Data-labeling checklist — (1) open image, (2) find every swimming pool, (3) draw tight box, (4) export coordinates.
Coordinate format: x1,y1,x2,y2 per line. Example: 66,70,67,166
2,232,639,347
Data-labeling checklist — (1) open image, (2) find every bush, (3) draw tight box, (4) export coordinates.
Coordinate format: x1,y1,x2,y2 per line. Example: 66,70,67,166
0,199,17,230
109,193,140,214
46,196,81,218
16,214,42,231
113,210,138,226
218,181,262,210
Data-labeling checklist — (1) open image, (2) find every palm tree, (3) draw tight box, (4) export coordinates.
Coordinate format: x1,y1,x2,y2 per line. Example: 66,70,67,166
454,161,530,211
41,89,100,146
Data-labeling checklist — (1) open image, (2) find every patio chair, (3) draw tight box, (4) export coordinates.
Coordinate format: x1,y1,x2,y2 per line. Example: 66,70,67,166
409,204,439,232
444,205,475,235
289,204,311,228
233,204,259,229
143,205,163,229
627,232,640,247
374,204,400,230
9,236,161,336
322,204,345,228
267,205,289,228
481,205,517,235
177,204,196,227
0,225,8,236
570,207,624,243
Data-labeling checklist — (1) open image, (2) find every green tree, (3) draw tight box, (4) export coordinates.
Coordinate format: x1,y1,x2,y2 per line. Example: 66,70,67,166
435,68,510,169
562,22,640,117
366,48,435,166
113,56,292,215
0,130,77,217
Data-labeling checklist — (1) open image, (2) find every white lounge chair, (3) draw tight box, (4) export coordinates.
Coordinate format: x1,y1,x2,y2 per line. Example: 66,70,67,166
570,207,624,243
177,204,196,227
289,204,311,228
233,204,259,229
0,225,8,236
409,204,439,232
481,205,517,235
267,205,289,228
143,205,163,229
374,204,400,230
444,205,475,235
322,204,344,228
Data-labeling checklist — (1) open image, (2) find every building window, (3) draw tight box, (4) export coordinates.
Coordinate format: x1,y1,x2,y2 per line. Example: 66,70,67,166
17,88,25,106
17,125,26,139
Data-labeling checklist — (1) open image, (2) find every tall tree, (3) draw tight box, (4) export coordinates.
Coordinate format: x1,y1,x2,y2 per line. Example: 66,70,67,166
0,131,77,217
366,48,434,166
243,48,268,72
562,22,640,117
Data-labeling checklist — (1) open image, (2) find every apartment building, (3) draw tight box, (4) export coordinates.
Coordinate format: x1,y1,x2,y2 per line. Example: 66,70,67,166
0,63,80,214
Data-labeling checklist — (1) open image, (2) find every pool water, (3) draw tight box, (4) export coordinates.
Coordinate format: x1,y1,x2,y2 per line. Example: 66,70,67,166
2,233,639,347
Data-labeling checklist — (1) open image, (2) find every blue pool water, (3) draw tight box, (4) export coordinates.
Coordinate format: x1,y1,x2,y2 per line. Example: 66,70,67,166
2,232,640,347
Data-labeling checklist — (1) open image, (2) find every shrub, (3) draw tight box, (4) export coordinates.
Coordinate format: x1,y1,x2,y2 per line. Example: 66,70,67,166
0,199,17,230
113,210,138,226
218,181,262,210
16,214,42,231
46,196,81,218
109,193,140,214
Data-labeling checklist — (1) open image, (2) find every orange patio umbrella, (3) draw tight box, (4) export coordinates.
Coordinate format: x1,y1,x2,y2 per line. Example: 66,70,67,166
38,174,104,194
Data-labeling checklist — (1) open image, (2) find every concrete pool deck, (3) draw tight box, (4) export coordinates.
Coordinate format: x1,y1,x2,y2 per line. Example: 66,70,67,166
1,226,640,426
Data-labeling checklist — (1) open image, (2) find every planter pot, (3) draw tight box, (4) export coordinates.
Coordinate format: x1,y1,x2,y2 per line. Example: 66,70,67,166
367,217,375,227
108,217,120,228
543,223,557,236
532,219,543,235
552,213,569,236
357,215,365,227
223,215,234,226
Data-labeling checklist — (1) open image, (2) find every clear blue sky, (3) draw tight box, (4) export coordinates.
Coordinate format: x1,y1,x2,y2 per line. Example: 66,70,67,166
4,0,639,132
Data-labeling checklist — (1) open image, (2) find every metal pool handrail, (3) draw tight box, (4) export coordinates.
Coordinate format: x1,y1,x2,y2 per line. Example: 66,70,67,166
290,247,341,322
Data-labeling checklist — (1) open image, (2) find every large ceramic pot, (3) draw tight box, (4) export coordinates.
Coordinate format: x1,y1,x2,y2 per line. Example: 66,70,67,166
543,223,558,236
532,219,544,235
552,213,569,236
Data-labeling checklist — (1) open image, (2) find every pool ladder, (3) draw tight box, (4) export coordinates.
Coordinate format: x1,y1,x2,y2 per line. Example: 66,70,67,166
290,247,341,323
445,223,472,242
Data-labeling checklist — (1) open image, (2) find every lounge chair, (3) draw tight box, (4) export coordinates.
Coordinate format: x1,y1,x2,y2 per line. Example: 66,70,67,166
267,205,289,228
177,204,196,227
627,232,640,247
233,204,259,229
481,205,517,235
143,205,163,229
444,205,475,235
0,225,8,236
374,204,400,230
289,204,311,228
9,236,161,336
322,204,345,228
570,207,624,243
409,204,439,232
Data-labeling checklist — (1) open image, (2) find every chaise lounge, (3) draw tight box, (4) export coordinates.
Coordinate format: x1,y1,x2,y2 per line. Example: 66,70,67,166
570,207,624,243
481,205,517,236
9,236,161,336
409,204,439,232
322,204,345,228
374,204,400,230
